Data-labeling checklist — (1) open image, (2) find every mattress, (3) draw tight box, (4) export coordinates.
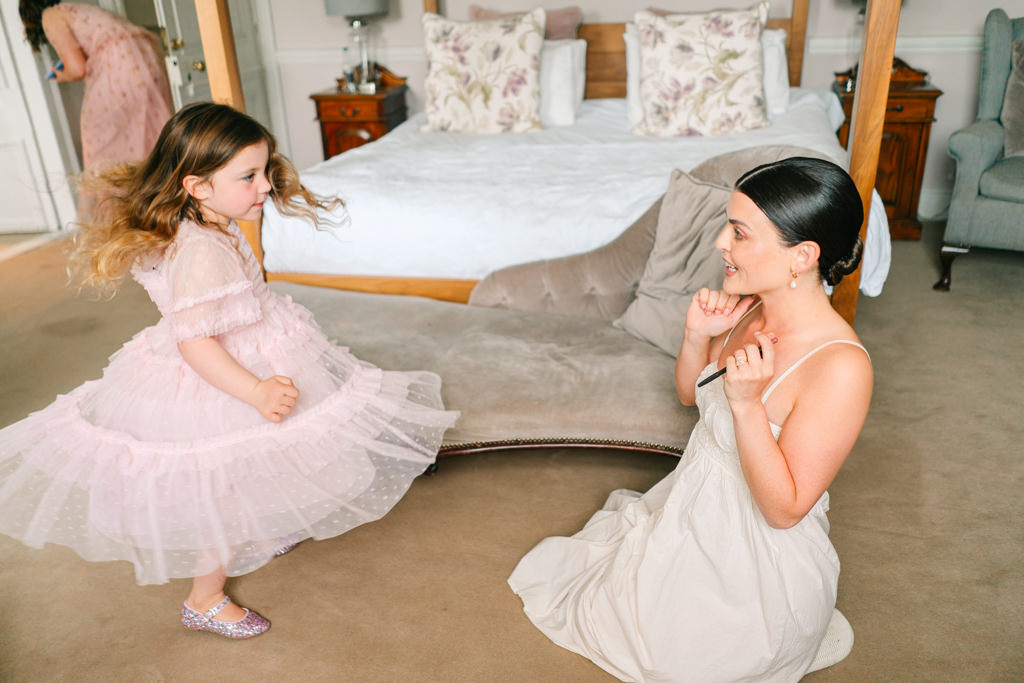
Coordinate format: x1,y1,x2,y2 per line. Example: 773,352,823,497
262,90,890,296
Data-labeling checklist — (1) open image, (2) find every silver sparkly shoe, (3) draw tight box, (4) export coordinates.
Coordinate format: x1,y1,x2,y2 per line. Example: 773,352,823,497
181,596,270,639
274,542,299,557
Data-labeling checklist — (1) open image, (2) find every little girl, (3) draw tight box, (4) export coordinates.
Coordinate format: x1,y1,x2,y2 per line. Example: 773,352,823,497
0,102,458,639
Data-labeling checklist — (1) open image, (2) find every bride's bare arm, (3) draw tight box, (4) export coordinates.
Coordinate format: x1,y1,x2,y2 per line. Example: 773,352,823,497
729,343,873,528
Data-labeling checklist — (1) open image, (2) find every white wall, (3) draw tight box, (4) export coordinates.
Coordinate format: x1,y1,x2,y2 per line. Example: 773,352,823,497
267,0,1024,219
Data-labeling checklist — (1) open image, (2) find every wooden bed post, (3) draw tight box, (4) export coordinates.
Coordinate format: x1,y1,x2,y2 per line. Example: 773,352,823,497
830,0,901,325
193,0,264,267
787,0,809,87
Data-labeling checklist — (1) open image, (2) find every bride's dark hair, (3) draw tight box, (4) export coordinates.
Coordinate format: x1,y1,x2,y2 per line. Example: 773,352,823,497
735,157,864,286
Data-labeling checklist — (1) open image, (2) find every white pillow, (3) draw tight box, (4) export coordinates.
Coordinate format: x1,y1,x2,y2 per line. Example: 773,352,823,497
761,28,790,115
540,39,587,127
624,22,788,127
422,10,546,133
624,25,642,126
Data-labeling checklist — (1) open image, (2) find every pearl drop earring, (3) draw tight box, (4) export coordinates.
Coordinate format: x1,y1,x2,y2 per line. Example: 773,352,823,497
789,270,798,289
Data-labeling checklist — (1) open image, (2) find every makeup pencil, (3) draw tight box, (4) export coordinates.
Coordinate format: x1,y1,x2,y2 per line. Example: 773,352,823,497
697,366,727,388
696,344,767,388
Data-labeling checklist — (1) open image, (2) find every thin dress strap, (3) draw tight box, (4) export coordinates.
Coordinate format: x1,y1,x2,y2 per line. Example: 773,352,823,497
761,340,870,403
722,300,762,347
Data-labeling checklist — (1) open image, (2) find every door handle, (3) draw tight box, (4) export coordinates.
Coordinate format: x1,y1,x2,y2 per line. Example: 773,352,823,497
192,61,206,72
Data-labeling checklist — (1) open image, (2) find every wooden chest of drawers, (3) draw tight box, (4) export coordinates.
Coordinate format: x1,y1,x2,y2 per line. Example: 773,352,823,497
834,58,942,240
310,67,408,159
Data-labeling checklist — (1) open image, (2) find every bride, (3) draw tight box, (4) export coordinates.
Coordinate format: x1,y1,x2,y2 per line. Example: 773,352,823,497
508,157,874,682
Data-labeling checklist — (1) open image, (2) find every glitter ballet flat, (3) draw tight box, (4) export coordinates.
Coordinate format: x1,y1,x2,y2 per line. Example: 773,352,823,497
181,596,270,639
274,542,298,557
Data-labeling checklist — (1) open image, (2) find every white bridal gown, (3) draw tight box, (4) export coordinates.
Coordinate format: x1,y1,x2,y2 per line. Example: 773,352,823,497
509,340,868,682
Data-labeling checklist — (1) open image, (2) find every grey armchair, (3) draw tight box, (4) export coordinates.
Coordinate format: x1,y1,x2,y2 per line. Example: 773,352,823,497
936,8,1024,291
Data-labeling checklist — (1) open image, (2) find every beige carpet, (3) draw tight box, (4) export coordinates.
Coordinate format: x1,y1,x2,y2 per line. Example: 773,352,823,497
1,222,1022,681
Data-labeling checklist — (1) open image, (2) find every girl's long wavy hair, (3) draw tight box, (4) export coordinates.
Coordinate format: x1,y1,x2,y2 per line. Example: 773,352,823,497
72,102,341,294
19,0,61,52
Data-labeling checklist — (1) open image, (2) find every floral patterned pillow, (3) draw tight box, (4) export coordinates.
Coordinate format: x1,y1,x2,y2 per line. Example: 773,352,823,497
633,3,769,137
422,10,546,133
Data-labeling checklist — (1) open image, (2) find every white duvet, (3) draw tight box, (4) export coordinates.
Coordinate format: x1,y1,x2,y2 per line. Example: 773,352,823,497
262,91,890,296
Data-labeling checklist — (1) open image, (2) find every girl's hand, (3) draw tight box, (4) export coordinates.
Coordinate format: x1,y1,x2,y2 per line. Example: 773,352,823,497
251,376,299,422
685,289,755,340
723,331,778,406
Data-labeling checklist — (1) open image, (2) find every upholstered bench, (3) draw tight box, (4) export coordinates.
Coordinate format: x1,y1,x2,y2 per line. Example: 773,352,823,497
272,281,695,456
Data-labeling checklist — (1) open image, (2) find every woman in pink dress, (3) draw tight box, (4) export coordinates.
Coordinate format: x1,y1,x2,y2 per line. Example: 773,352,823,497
19,1,174,214
0,103,459,638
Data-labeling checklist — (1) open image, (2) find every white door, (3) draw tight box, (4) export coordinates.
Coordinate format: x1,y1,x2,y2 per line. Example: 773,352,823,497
123,0,272,128
0,0,78,233
227,0,272,128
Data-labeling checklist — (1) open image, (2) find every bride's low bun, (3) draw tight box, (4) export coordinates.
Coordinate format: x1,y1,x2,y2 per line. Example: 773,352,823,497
825,234,863,286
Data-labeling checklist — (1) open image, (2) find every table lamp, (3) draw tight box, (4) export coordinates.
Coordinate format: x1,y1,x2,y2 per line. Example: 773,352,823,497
324,0,389,94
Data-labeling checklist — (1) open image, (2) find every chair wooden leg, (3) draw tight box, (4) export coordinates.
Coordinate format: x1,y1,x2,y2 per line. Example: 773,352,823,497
933,244,970,291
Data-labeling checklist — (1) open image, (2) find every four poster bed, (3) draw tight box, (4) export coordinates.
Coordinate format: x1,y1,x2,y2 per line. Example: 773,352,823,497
191,0,902,327
186,3,903,669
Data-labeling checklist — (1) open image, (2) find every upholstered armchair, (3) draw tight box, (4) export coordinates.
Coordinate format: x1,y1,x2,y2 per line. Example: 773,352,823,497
936,8,1024,291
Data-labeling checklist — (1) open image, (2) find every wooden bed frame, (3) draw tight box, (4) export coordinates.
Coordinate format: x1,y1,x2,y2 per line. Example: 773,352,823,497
194,0,900,325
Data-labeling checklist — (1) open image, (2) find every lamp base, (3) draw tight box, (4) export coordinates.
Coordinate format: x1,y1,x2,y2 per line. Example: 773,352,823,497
336,63,406,93
336,75,378,94
338,80,377,94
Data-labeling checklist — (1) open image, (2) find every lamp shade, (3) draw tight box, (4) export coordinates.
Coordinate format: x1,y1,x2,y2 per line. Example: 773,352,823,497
324,0,388,18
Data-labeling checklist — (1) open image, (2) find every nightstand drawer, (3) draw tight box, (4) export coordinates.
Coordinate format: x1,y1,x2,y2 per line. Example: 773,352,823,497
316,100,382,122
832,57,943,241
883,98,935,122
310,72,409,159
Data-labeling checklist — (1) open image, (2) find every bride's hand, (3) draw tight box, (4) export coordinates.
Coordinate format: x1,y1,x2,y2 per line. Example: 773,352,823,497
685,289,754,340
722,331,777,406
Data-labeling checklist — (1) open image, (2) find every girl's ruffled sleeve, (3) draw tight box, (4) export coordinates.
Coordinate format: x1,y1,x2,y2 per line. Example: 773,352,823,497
168,236,261,341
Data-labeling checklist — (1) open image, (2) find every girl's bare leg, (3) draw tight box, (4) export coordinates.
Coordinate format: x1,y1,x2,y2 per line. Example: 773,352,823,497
187,567,247,621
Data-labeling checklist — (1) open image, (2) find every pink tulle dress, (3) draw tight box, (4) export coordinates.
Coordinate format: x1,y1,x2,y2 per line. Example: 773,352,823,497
0,221,459,585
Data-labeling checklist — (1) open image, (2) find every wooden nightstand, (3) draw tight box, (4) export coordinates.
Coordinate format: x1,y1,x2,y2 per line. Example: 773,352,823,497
311,66,408,159
834,58,942,240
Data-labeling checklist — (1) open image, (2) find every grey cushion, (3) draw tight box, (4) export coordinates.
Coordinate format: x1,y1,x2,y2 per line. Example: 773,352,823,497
979,156,1024,201
1001,39,1024,157
274,282,697,452
613,170,729,356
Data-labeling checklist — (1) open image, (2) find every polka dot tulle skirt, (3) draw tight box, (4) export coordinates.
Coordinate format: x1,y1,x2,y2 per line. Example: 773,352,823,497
0,221,459,584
